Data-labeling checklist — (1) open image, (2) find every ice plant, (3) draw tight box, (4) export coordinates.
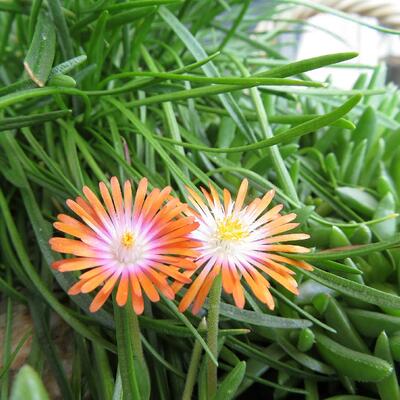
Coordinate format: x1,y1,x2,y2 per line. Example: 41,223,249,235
49,177,199,314
176,179,314,398
178,179,313,314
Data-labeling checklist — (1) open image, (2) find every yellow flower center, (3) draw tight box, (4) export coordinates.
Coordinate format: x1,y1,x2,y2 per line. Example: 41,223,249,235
217,217,248,241
121,232,135,248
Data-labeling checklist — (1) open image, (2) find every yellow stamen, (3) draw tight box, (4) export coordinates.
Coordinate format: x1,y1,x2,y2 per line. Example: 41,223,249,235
217,217,248,241
121,232,135,247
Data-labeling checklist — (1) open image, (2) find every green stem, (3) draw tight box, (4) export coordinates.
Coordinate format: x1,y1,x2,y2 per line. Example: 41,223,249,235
132,312,145,363
113,297,142,400
182,318,206,400
207,273,222,398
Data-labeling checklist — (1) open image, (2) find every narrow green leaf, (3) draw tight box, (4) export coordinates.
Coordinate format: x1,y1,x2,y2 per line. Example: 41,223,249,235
24,13,56,87
159,5,257,142
0,110,71,132
228,338,327,379
47,0,74,59
257,52,358,78
144,95,361,153
213,361,246,400
292,235,400,261
218,302,312,329
0,331,32,380
297,267,400,309
102,71,324,87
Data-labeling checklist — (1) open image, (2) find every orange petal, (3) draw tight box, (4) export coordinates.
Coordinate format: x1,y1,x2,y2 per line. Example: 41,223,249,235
154,216,195,238
137,270,160,302
209,182,221,210
139,188,159,219
234,179,248,214
53,219,95,239
99,181,116,220
153,247,199,257
49,238,98,257
262,244,310,253
252,204,283,227
133,178,148,218
89,271,121,312
179,260,215,312
191,273,215,314
116,273,129,306
149,262,192,283
262,256,296,274
111,176,124,217
156,237,199,248
132,291,144,315
245,263,271,288
223,188,232,211
152,255,197,270
145,269,174,300
222,262,234,294
293,260,313,271
52,258,100,271
158,223,199,242
186,186,210,213
263,254,313,271
256,263,299,295
83,185,113,228
90,287,113,312
130,273,142,297
151,204,189,232
124,180,133,221
81,269,115,293
75,196,99,223
79,266,109,281
248,189,275,221
232,278,245,309
264,213,297,230
171,269,197,294
242,268,270,305
68,280,86,295
66,199,105,235
144,187,172,222
261,223,299,236
200,186,214,209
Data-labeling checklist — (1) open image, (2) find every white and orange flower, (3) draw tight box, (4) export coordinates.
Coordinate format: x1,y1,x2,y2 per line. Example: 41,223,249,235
177,179,313,314
50,177,199,314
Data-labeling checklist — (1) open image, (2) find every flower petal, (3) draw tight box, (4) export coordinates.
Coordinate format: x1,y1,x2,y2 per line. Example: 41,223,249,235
234,179,248,214
116,273,129,306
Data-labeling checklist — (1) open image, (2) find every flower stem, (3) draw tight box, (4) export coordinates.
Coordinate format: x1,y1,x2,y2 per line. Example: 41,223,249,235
182,318,207,400
207,273,222,398
113,296,142,400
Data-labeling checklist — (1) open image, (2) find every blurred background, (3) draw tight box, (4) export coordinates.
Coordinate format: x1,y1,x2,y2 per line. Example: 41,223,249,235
257,0,400,87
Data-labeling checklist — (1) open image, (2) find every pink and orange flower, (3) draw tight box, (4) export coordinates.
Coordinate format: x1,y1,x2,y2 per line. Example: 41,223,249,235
49,177,199,314
177,179,313,314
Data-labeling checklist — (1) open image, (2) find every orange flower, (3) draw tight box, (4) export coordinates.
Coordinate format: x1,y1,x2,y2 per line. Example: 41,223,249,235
177,179,313,314
50,177,199,314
